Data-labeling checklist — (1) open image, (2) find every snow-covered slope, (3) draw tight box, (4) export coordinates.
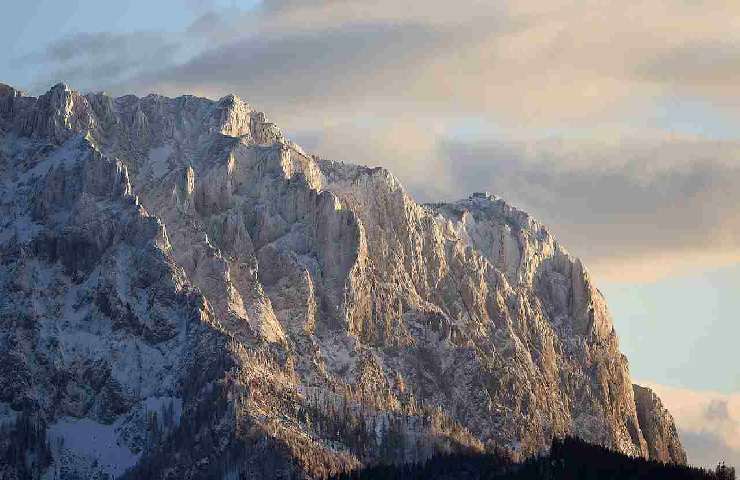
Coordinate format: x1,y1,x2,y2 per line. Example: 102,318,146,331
0,83,686,479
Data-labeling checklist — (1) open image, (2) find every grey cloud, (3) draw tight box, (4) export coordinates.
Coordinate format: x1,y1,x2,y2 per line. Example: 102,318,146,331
431,138,740,278
15,31,182,94
15,0,740,121
139,22,463,107
642,384,740,470
638,41,740,88
681,430,740,470
706,400,731,422
25,32,118,63
681,399,740,468
120,3,517,115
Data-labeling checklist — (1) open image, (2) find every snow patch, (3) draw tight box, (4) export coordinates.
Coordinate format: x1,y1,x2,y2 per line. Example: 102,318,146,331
143,144,174,181
46,416,140,478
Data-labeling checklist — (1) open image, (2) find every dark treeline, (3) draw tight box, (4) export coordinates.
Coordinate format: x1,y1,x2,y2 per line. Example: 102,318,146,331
332,436,736,480
0,409,52,480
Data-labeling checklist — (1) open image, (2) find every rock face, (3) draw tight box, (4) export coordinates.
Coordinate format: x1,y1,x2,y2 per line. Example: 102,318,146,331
633,384,687,464
0,83,686,479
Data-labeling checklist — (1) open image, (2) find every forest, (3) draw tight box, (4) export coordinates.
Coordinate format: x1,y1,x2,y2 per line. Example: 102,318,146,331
331,436,736,480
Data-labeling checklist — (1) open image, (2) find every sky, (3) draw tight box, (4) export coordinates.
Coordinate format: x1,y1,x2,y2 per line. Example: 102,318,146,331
0,0,737,469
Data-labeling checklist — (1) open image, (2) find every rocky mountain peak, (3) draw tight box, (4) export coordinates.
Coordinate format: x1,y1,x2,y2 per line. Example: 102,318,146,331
0,82,22,98
0,83,687,479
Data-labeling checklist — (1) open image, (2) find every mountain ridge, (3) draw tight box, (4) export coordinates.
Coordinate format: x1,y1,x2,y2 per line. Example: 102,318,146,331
0,82,685,479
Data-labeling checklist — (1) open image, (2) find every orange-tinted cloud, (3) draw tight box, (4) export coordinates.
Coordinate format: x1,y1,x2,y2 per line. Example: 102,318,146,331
645,383,740,469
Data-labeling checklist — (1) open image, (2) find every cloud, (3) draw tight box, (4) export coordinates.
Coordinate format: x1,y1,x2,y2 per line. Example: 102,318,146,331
432,135,740,282
14,0,740,282
18,0,740,121
645,383,740,469
639,40,740,88
134,21,463,110
14,31,186,94
124,0,740,124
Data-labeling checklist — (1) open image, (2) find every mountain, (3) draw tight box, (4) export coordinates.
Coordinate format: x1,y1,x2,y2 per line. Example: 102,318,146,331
0,83,685,479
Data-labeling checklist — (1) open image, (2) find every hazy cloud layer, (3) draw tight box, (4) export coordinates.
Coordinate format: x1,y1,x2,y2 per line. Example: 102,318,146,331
127,0,740,123
14,31,184,94
13,0,740,281
647,383,740,469
141,22,464,110
20,0,740,119
435,136,740,282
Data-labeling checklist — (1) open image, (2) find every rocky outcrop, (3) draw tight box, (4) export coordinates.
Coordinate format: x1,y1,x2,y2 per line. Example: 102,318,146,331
0,83,686,479
633,384,687,464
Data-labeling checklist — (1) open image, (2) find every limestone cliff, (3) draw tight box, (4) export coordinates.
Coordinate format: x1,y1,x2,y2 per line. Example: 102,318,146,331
0,83,686,479
634,384,687,464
